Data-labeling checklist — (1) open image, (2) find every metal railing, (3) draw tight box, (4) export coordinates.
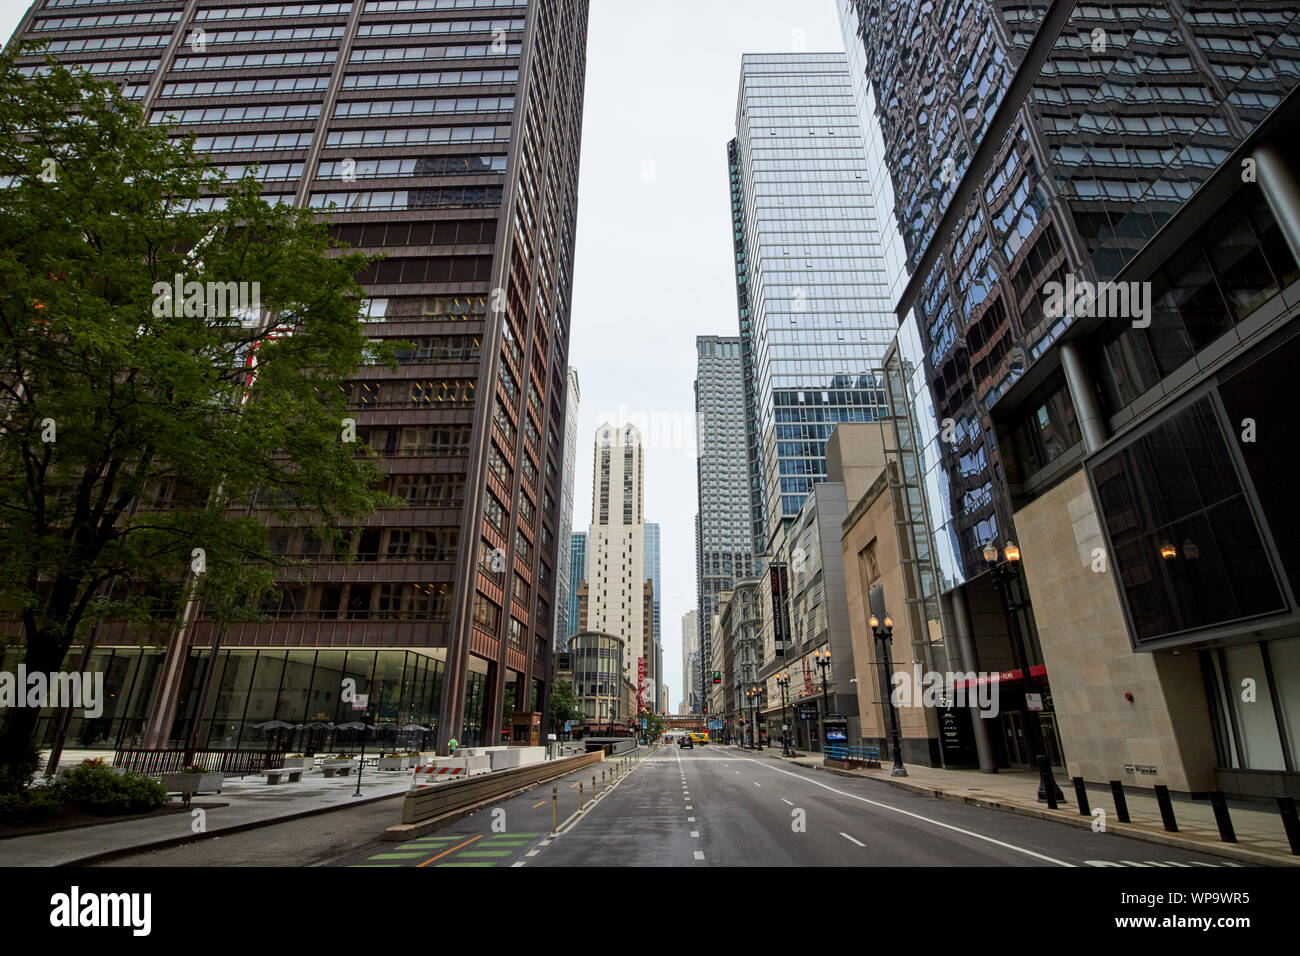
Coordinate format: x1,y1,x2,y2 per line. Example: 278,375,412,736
112,748,286,776
825,744,880,763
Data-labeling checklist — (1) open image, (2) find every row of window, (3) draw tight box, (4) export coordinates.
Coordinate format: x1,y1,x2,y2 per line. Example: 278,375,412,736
342,68,517,89
194,4,352,21
193,26,344,44
268,526,458,562
260,583,451,621
154,104,321,125
355,254,495,284
365,0,525,10
334,96,514,118
350,42,520,62
42,35,170,53
20,59,158,77
161,76,331,98
323,125,510,147
310,186,502,210
355,17,523,37
359,295,488,322
364,426,472,457
344,379,476,407
173,50,336,71
317,155,506,179
33,11,179,30
189,132,313,153
332,217,497,248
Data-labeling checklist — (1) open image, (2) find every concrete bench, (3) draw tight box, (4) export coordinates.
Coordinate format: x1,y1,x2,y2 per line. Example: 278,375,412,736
321,765,353,778
264,768,303,785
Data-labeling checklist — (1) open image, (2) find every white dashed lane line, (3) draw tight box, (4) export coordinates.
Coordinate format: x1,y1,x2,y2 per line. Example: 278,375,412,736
840,832,866,847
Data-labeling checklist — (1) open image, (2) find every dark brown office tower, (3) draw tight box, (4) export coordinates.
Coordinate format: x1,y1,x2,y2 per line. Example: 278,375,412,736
3,0,588,754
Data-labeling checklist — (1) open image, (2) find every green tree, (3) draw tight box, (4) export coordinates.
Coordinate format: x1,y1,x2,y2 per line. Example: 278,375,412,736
0,47,399,770
637,710,665,740
548,679,582,733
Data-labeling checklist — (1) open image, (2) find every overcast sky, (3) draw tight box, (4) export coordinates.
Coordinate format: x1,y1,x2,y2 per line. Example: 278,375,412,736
571,2,846,710
0,0,849,712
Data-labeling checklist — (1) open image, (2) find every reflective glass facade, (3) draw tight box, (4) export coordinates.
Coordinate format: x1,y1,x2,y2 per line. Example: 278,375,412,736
730,53,895,547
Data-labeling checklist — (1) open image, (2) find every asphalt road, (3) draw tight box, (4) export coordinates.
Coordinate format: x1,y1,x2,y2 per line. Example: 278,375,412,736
98,745,1247,868
529,745,1247,868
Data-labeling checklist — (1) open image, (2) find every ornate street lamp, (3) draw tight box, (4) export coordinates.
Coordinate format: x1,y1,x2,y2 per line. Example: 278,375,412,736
983,540,1065,804
813,647,832,752
870,614,907,777
776,672,792,756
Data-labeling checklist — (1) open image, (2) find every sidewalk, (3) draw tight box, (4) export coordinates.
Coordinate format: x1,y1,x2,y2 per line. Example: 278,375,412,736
0,766,412,867
739,745,1299,866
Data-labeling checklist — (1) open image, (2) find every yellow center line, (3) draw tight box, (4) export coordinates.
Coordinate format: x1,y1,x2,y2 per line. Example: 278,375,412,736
416,834,483,867
531,801,546,808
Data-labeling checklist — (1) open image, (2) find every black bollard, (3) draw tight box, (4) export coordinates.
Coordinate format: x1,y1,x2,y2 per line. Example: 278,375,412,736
1037,755,1059,809
1154,784,1178,832
1110,780,1131,823
1073,777,1091,816
1209,791,1236,843
1278,797,1300,855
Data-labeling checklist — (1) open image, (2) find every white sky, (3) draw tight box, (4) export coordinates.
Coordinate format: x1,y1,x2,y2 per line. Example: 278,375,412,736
571,2,846,711
0,0,850,713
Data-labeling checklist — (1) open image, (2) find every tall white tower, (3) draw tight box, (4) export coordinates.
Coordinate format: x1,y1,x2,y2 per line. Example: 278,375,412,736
586,423,646,688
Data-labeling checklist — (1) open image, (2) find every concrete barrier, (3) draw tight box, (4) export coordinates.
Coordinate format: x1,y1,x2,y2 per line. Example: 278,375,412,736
387,750,605,839
489,746,546,771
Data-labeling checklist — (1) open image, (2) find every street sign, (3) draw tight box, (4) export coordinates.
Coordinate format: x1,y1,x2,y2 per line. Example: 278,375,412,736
712,670,721,684
352,694,369,710
1026,693,1044,711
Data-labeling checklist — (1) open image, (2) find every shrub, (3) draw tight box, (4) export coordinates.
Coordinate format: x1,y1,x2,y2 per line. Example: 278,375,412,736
60,763,167,815
0,742,42,795
0,783,65,824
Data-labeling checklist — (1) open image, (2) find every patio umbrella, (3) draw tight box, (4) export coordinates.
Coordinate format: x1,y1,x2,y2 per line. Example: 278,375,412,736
398,723,430,751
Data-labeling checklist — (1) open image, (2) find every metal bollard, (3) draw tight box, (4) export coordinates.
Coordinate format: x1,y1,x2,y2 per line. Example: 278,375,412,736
1072,777,1091,817
1209,791,1236,843
551,785,557,835
1154,784,1178,832
1038,755,1058,810
1109,781,1131,823
1278,796,1300,855
578,782,584,810
593,774,597,798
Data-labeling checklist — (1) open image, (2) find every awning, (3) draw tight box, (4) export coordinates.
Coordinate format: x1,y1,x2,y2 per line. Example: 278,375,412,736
951,664,1047,690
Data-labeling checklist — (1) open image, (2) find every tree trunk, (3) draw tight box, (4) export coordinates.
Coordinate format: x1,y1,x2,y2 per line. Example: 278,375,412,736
0,638,70,781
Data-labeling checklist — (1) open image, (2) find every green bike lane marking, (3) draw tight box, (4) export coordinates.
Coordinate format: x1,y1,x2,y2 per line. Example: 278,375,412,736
355,833,542,868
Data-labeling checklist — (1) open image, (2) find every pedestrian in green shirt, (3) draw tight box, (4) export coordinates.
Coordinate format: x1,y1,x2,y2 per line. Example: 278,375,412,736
448,737,459,756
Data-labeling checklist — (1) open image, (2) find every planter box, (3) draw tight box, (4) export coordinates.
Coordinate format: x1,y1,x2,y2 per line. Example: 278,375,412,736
161,772,224,796
377,757,408,771
281,757,314,771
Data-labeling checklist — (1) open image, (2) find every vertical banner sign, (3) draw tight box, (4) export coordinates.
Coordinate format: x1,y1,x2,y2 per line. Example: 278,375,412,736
802,657,814,696
637,657,646,710
770,565,790,654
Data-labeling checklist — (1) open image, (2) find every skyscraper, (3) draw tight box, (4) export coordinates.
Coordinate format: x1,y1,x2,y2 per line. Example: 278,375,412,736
586,423,645,685
553,367,581,651
838,0,1300,789
680,609,699,714
693,335,754,716
567,530,587,640
4,0,589,755
730,53,896,550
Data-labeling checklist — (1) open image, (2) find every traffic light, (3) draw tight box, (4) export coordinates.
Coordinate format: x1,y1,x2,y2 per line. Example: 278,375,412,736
712,670,721,684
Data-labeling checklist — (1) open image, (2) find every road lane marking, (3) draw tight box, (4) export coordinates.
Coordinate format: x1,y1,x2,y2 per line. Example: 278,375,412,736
532,801,546,808
840,833,866,847
753,782,762,788
686,805,693,809
688,817,696,822
690,831,699,838
781,798,793,806
728,754,1075,867
417,834,483,867
693,851,705,860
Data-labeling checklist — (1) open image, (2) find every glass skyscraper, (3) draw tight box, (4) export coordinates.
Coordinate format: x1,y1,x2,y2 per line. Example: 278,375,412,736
567,531,586,642
730,53,895,549
553,367,580,652
693,335,754,712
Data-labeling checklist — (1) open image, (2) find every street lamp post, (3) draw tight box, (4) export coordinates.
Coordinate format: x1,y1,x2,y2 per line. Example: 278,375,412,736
870,614,907,777
776,673,792,756
983,540,1065,804
814,648,832,752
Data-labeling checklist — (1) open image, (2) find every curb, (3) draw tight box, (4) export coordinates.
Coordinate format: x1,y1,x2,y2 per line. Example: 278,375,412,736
55,787,408,867
799,759,1298,867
